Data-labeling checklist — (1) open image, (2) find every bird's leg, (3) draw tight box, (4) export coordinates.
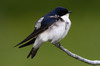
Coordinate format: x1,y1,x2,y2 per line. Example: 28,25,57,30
52,42,61,48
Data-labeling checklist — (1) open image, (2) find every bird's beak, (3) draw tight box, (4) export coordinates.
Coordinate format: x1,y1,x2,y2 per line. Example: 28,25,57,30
68,11,72,13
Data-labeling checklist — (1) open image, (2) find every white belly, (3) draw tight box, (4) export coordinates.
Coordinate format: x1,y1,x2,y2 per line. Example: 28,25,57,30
48,22,66,42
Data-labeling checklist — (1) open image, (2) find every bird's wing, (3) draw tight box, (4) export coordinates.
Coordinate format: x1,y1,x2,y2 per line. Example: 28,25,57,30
15,16,58,47
35,17,44,29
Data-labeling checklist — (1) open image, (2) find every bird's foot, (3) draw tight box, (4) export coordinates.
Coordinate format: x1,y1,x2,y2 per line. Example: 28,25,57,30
52,42,61,48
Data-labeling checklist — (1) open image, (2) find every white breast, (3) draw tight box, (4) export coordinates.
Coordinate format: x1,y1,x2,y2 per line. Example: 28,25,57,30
61,14,71,38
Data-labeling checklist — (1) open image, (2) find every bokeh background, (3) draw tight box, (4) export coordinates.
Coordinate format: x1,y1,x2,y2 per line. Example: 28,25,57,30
0,0,100,66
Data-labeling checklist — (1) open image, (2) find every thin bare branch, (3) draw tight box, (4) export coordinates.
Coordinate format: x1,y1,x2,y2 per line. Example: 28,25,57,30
54,44,100,65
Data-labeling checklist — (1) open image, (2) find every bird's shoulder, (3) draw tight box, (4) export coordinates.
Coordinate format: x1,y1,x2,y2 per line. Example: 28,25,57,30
35,17,44,29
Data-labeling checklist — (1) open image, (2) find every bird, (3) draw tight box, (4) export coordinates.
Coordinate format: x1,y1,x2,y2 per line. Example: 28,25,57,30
15,7,72,59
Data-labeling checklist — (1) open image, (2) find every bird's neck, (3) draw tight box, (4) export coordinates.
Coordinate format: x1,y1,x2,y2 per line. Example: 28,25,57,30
61,14,70,22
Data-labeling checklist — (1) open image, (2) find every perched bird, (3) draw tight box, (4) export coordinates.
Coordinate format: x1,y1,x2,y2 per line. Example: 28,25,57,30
15,7,72,59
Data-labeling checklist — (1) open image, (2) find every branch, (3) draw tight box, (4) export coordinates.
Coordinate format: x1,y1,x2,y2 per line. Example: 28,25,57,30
54,44,100,65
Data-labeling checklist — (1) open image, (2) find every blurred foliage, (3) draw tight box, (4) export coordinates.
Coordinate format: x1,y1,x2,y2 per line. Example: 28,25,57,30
0,0,100,66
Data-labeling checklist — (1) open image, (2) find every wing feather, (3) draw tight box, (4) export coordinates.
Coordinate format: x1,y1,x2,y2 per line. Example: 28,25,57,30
15,16,58,47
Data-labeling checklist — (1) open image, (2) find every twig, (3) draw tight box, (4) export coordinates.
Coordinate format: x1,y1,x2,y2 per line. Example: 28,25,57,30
54,43,100,65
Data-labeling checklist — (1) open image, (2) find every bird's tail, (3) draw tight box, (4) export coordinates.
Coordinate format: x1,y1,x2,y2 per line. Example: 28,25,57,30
27,47,39,58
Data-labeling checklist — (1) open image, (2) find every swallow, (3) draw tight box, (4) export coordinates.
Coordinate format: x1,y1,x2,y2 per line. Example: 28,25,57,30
15,7,72,59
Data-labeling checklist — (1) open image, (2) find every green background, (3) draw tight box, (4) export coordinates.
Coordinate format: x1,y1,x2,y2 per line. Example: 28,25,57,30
0,0,100,66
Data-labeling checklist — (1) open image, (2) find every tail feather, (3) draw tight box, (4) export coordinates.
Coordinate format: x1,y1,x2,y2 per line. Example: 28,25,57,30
27,48,39,59
14,29,37,47
19,38,36,48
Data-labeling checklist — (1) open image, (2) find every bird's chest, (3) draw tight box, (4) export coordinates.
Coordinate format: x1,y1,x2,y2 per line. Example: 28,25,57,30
47,21,66,41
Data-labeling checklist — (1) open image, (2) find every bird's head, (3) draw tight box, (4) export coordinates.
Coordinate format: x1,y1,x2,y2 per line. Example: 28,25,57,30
54,7,72,16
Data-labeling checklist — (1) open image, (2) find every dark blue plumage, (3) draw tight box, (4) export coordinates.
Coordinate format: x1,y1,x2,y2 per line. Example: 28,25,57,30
41,7,69,26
